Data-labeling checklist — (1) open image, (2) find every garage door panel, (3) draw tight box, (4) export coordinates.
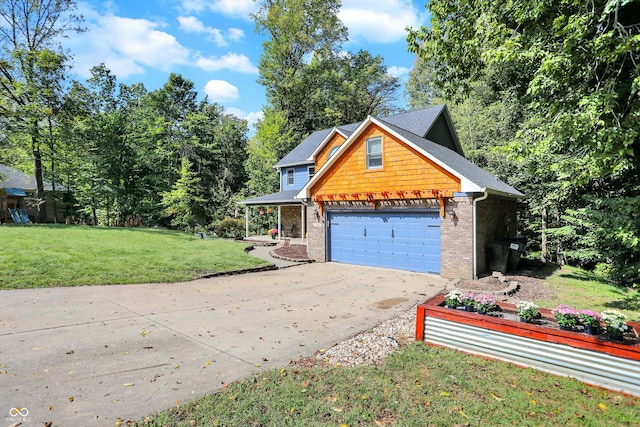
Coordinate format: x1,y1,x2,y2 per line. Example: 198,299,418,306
327,211,440,274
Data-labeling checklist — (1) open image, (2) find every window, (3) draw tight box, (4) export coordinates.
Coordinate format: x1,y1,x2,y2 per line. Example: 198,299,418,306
328,144,341,159
286,168,294,185
308,166,315,180
366,137,382,169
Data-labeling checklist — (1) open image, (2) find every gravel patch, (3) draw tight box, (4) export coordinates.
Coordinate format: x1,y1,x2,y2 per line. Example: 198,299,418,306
292,305,417,368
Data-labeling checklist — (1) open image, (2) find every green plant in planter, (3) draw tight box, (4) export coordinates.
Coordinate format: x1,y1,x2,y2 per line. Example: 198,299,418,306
578,310,602,328
517,301,539,323
444,290,463,308
462,292,477,307
601,309,629,336
474,293,497,314
552,304,580,328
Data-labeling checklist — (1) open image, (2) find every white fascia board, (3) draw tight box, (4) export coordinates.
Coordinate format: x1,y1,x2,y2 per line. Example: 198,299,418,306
369,117,466,181
459,177,484,193
296,117,374,199
306,127,349,161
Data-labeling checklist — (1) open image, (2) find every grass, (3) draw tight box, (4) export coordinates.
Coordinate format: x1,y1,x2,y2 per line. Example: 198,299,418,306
539,264,639,321
3,231,637,424
136,260,639,426
0,224,269,289
138,343,639,426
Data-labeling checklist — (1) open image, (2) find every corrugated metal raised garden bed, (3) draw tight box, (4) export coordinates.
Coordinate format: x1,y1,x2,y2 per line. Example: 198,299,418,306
416,294,640,397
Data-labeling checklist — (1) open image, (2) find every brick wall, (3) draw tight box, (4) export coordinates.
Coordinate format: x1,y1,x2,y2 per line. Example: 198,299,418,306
306,201,326,262
440,195,474,279
305,194,519,280
280,205,303,238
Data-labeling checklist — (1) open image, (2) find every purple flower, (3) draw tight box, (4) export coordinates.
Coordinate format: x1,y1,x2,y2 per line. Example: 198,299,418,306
553,304,580,327
579,310,602,327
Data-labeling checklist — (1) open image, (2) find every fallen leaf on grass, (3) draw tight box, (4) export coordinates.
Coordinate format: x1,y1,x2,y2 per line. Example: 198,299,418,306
439,391,450,396
490,393,504,401
331,406,343,412
598,403,607,412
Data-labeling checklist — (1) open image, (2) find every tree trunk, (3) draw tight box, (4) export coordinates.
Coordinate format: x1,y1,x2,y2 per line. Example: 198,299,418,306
541,207,548,262
32,128,46,223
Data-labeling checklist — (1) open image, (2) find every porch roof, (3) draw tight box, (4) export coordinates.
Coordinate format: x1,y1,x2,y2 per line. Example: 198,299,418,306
239,189,303,206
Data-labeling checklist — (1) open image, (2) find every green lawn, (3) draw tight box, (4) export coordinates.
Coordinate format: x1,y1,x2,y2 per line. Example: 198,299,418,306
139,343,639,426
0,224,269,289
541,264,639,322
3,228,637,424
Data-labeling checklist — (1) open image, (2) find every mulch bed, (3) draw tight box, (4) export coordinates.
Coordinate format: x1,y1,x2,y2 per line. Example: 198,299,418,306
272,244,310,261
456,258,557,304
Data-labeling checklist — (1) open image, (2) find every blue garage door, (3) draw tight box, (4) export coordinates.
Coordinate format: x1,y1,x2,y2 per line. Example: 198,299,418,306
327,210,440,273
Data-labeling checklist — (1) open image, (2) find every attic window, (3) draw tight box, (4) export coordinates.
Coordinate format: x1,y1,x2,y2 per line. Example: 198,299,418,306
328,145,341,159
366,137,382,169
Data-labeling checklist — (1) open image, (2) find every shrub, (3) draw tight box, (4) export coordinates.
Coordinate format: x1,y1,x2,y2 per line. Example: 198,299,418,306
214,217,245,238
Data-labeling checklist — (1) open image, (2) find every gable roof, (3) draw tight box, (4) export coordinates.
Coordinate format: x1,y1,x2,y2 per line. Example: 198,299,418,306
274,105,460,169
297,116,523,199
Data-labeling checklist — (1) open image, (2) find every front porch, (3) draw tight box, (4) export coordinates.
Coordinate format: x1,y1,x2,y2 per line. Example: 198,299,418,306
239,190,308,242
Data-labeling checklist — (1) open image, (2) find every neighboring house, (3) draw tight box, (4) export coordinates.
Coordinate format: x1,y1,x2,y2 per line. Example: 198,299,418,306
240,105,523,279
0,164,65,223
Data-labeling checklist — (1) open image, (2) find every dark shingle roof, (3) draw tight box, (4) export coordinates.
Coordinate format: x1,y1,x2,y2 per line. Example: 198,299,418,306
275,129,331,168
239,190,303,206
380,105,445,137
0,164,60,191
382,122,523,197
275,106,450,168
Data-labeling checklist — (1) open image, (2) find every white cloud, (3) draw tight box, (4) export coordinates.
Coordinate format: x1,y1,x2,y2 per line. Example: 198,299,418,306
226,107,264,129
227,28,245,41
66,12,190,78
106,17,190,68
387,66,410,77
181,0,257,19
177,16,245,47
339,0,426,44
177,15,205,32
204,80,239,101
196,52,258,74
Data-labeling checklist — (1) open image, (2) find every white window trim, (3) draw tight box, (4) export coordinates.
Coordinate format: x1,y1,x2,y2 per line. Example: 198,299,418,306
286,167,295,185
307,166,315,181
366,136,383,169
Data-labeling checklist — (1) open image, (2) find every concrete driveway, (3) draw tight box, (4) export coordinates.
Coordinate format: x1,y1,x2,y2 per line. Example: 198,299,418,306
0,263,446,426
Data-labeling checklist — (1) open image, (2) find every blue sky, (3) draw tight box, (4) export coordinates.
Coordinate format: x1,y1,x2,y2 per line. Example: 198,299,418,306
63,0,429,129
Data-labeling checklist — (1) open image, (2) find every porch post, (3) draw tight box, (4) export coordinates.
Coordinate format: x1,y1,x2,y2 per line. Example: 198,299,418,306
301,204,306,242
245,206,249,238
277,205,282,241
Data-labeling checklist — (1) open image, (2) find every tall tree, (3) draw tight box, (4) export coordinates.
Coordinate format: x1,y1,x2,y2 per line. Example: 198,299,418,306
148,73,198,188
253,0,347,136
0,0,83,221
407,0,640,284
